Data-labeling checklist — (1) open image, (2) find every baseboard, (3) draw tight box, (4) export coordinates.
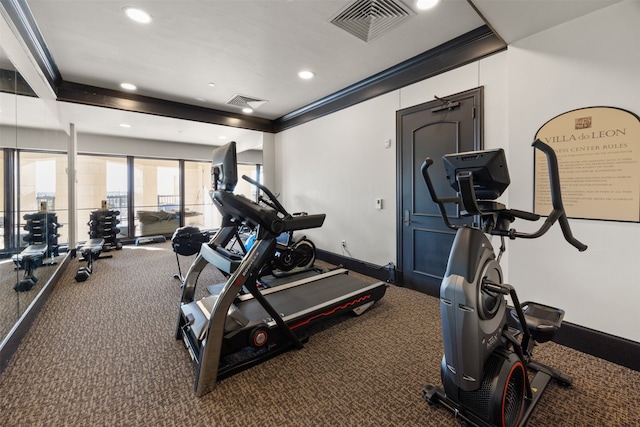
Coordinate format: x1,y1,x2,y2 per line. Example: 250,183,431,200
316,249,395,283
554,322,640,371
317,249,640,372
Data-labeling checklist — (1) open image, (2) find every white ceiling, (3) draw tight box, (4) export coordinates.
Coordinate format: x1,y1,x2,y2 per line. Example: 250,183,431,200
473,0,621,44
8,0,622,149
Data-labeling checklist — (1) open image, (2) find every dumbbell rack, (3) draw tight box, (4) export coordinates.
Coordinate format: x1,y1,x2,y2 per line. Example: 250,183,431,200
87,209,122,251
22,212,61,258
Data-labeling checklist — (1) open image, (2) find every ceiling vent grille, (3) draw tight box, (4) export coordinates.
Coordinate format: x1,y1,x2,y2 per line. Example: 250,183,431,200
330,0,415,43
226,94,268,110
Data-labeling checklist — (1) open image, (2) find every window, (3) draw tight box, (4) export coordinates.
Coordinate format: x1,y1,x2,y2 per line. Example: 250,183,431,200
236,163,261,200
183,161,261,232
183,160,214,230
133,158,180,237
157,166,180,210
18,151,67,246
5,151,262,245
76,155,129,241
35,159,56,210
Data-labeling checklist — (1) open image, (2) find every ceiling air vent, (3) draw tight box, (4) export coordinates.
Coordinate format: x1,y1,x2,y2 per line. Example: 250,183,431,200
330,0,415,43
226,94,268,110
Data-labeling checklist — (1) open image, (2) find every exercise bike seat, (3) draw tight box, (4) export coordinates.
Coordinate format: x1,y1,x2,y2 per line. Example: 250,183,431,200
510,301,564,343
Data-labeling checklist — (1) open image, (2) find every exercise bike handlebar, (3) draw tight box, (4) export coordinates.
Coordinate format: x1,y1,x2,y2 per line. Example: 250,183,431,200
420,140,587,251
421,158,460,231
242,175,290,217
523,139,587,251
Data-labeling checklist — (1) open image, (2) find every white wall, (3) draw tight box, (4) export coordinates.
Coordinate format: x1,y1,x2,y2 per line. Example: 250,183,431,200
76,132,263,164
0,8,63,128
505,0,640,342
274,1,640,342
276,92,399,265
1,127,264,165
275,58,510,266
261,132,276,190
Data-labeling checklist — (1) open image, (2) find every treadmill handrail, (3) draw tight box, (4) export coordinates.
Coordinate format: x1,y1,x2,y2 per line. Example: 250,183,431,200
213,189,325,236
179,235,300,395
282,213,326,232
242,174,289,216
177,229,388,396
241,174,326,231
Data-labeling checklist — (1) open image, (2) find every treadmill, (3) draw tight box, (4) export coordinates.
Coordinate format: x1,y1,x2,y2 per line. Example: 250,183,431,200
176,141,387,396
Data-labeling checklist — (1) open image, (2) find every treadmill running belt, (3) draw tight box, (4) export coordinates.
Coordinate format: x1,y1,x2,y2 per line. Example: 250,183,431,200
238,273,376,325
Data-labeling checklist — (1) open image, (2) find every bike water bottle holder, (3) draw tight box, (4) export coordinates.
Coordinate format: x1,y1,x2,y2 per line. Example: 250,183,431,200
510,301,564,344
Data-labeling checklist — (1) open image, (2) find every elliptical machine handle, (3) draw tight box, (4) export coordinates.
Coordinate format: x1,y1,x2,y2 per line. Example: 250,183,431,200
514,139,587,252
242,175,290,216
421,158,460,231
558,214,588,251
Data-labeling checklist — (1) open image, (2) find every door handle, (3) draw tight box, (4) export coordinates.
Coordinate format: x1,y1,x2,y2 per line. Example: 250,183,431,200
403,210,411,226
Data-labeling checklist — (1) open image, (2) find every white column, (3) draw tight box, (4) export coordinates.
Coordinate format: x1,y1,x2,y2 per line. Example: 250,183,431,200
67,123,77,249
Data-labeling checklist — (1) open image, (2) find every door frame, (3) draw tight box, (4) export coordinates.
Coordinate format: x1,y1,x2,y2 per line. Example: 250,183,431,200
395,87,484,292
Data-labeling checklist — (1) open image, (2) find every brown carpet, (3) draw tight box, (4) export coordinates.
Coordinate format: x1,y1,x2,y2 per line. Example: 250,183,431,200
0,241,639,426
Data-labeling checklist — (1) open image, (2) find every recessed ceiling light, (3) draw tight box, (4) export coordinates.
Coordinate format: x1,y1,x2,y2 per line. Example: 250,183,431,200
416,0,439,10
120,123,131,128
218,136,227,140
120,82,137,91
242,107,253,114
298,70,315,80
208,82,216,87
124,7,152,24
195,97,205,102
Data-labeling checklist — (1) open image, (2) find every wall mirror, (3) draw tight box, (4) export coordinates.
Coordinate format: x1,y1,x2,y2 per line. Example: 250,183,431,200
0,43,68,352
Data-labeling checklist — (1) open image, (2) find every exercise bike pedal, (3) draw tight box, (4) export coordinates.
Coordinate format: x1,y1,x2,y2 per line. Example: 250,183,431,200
510,301,564,344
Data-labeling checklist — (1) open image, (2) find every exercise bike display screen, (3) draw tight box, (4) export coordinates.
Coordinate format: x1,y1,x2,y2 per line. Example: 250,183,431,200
443,148,510,200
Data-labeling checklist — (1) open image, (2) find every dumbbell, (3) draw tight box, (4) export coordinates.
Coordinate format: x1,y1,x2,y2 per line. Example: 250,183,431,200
75,266,92,282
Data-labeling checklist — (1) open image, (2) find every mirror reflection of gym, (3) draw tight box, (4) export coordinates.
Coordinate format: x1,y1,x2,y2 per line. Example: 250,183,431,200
0,46,20,343
0,46,67,347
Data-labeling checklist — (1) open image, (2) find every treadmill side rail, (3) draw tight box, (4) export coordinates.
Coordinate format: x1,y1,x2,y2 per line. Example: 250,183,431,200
199,242,241,275
176,172,387,396
181,237,279,396
177,234,388,396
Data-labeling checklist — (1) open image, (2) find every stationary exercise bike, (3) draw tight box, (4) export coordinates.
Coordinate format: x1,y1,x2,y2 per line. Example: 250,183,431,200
421,139,587,427
172,147,317,284
241,174,318,279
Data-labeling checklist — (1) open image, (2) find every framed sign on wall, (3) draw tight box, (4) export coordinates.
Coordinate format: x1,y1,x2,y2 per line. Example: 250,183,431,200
534,106,640,222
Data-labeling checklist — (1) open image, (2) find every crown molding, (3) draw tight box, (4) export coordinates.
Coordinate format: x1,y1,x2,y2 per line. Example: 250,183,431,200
3,0,506,135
